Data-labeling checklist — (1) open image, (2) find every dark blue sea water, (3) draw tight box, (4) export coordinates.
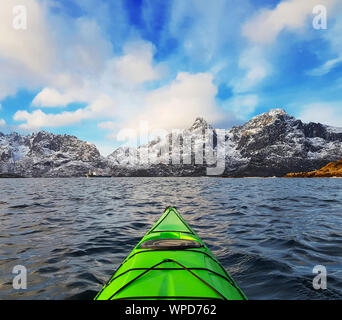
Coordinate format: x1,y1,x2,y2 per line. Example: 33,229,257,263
0,177,341,300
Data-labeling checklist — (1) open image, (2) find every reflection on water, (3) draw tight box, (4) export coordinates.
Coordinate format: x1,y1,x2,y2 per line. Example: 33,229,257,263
0,177,342,299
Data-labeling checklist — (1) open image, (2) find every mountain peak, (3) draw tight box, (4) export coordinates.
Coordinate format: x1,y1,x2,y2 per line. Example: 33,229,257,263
267,108,288,116
254,108,290,120
189,117,213,131
252,108,291,121
242,108,293,131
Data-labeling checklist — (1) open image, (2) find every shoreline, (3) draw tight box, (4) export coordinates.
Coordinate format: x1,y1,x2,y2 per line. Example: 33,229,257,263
1,174,342,179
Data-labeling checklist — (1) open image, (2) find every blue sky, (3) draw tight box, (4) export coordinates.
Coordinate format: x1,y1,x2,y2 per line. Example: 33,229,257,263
0,0,342,155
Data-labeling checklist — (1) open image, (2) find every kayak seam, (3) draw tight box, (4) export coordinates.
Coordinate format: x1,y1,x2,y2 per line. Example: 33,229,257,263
121,248,246,300
107,259,169,300
161,259,227,300
95,207,247,300
123,249,219,266
107,259,227,301
96,254,246,301
104,266,235,289
149,230,194,234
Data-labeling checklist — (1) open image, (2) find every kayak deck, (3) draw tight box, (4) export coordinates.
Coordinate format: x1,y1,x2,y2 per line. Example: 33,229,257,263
95,207,246,300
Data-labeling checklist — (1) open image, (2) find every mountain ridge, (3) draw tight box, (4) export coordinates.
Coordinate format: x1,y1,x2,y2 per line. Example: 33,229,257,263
1,109,342,177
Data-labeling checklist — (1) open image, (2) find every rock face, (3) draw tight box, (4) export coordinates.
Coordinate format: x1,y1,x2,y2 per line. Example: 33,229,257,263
107,117,218,176
108,109,342,177
1,109,342,177
0,131,108,177
286,159,342,177
224,109,342,176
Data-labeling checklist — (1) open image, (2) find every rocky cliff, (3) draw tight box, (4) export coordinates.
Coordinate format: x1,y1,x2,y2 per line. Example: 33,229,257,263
107,109,342,177
0,131,108,177
224,109,342,176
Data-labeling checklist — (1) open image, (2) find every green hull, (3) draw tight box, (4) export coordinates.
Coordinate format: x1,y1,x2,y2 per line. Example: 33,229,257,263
95,207,247,300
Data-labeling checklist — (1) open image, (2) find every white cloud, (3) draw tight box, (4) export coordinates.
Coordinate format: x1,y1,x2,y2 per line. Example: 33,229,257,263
1,0,259,139
231,47,271,93
169,0,227,62
122,72,223,132
243,0,338,44
226,94,259,120
0,119,6,127
26,39,164,118
2,0,265,142
98,121,116,130
0,0,113,100
32,88,86,107
14,95,116,129
0,0,51,99
167,0,251,64
114,41,165,85
15,37,165,128
298,102,342,127
17,71,224,135
308,56,342,76
0,0,55,74
13,109,90,129
308,9,342,76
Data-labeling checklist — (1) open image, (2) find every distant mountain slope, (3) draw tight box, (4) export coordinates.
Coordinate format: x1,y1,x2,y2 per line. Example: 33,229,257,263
1,109,342,177
107,109,342,177
107,117,225,176
225,109,342,176
0,131,108,177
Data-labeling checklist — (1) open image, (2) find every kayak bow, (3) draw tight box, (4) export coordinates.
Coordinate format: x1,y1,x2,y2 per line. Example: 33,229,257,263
94,207,247,300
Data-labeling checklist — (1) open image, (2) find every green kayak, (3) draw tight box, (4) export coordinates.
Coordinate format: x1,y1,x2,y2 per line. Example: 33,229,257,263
94,207,247,300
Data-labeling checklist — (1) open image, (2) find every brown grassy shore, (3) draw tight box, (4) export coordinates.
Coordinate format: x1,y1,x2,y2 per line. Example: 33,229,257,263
285,160,342,178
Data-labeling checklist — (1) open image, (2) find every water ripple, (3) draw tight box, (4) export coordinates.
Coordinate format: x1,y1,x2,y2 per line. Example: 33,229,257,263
0,177,341,300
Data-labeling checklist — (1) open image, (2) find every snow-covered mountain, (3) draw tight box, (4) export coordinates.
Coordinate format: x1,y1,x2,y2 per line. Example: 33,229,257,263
225,109,342,176
107,109,342,177
1,109,342,177
107,117,218,176
0,131,108,177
